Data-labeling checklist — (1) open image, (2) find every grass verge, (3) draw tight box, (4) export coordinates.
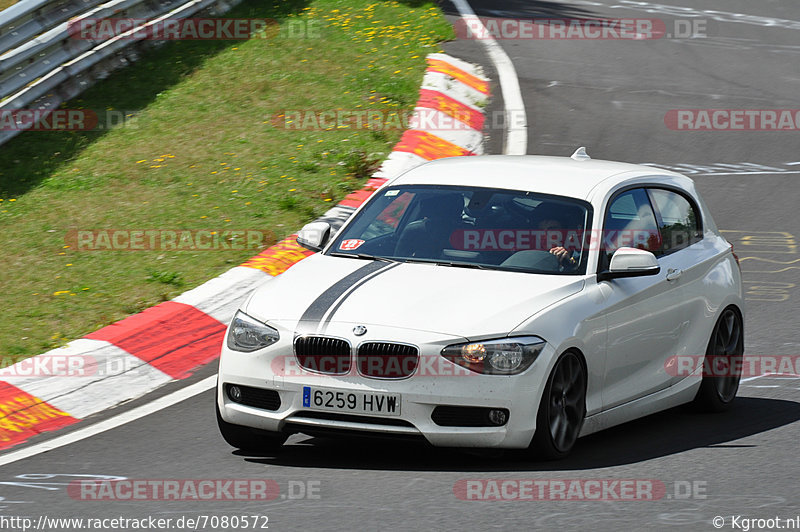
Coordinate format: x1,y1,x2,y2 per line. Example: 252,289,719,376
0,0,453,361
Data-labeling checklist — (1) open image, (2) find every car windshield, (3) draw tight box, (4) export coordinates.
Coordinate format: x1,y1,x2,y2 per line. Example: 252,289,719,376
326,185,591,274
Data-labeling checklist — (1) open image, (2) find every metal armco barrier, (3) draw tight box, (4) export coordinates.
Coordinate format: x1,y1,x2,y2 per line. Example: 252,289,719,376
0,0,241,146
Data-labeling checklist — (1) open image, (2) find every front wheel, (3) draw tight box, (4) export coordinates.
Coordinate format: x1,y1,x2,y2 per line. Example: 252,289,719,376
530,351,587,460
693,307,744,412
216,403,287,452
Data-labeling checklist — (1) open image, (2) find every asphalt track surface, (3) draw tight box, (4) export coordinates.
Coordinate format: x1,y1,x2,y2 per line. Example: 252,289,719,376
1,1,799,530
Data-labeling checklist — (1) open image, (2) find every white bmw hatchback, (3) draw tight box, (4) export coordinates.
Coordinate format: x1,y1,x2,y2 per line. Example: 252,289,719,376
216,152,744,459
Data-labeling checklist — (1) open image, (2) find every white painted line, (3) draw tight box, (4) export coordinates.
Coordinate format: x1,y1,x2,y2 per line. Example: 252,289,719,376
450,0,528,155
739,373,797,382
0,375,216,467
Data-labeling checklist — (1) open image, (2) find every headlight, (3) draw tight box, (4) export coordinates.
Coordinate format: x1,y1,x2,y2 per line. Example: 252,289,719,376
441,336,545,375
227,311,280,352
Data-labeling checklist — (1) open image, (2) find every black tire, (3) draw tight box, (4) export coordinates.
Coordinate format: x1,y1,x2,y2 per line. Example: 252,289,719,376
531,351,587,460
693,306,744,412
216,402,287,451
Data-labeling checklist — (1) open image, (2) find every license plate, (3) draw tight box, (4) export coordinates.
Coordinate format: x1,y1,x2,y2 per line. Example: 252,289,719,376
302,386,401,416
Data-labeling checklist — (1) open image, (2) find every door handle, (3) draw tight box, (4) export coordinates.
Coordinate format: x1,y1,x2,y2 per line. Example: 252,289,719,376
666,268,682,282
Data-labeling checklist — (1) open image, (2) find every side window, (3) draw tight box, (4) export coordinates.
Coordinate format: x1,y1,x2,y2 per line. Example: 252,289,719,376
602,188,661,269
647,189,702,254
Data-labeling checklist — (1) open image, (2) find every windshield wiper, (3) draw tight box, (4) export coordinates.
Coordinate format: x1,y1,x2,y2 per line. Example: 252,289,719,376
403,258,488,270
330,252,399,263
331,253,486,269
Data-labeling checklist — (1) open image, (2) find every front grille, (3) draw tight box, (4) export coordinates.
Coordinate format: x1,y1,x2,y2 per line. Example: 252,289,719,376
294,336,351,374
357,342,419,378
226,384,281,411
431,405,509,427
293,411,415,428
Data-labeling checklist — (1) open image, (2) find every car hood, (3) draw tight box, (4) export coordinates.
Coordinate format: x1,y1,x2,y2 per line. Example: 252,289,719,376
244,254,584,339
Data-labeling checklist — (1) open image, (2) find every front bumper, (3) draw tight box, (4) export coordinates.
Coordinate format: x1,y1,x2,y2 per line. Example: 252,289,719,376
217,321,552,449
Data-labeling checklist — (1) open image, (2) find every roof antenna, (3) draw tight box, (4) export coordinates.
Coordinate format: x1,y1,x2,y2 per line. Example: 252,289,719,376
571,147,591,161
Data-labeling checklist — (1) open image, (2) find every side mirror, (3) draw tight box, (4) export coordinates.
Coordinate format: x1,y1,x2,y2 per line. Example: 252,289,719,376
598,247,660,282
297,222,331,251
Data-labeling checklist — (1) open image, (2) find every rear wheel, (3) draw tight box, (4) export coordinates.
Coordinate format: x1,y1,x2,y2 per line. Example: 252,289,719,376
693,307,744,412
531,351,586,460
216,403,287,451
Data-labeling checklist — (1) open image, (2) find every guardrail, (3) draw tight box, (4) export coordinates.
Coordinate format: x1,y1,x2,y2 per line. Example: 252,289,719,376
0,0,241,147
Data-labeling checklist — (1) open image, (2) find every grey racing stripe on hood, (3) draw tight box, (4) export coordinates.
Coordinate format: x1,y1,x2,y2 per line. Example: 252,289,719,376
296,260,399,334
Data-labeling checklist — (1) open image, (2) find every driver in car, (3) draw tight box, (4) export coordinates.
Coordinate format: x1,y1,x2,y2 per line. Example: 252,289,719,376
533,206,583,271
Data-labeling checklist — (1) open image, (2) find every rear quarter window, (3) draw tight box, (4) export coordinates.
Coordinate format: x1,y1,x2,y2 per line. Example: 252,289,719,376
647,188,702,254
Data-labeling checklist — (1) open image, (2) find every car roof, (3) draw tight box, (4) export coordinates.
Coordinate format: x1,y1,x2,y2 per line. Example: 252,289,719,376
390,155,688,201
